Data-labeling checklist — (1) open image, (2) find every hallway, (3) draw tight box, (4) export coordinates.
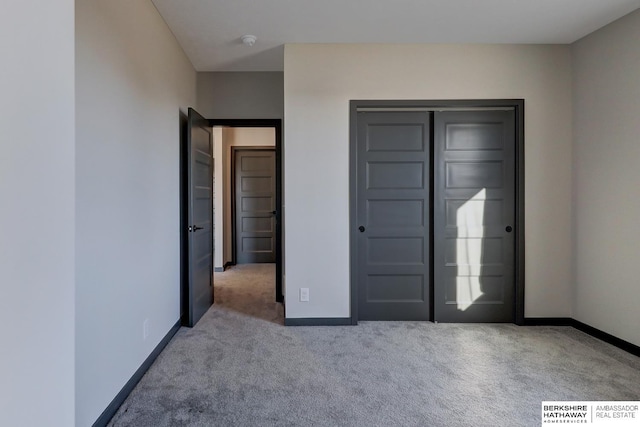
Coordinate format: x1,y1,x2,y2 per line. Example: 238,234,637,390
214,264,283,325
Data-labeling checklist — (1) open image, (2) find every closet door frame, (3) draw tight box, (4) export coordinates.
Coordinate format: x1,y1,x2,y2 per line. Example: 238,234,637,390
348,99,525,325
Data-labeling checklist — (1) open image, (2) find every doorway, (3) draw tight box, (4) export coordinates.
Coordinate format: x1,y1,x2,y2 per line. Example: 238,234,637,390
210,120,283,304
349,100,524,324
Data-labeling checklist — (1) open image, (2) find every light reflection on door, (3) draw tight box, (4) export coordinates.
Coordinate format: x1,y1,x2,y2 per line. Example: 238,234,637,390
456,188,486,311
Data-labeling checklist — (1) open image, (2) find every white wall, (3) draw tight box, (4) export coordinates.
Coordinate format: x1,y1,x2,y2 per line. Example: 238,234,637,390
226,127,277,147
198,72,284,119
284,44,573,319
215,128,276,267
572,10,640,347
75,1,197,425
0,1,75,426
213,127,225,269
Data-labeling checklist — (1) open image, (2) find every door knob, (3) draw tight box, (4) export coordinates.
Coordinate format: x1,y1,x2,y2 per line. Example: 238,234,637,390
193,225,204,232
505,226,513,233
359,226,365,232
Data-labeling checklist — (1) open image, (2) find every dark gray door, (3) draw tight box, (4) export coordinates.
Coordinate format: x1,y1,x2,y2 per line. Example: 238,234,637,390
356,112,431,320
187,108,213,327
434,110,515,322
234,149,276,264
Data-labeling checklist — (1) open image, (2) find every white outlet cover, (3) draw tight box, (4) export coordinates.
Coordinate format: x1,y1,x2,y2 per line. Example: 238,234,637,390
300,288,309,302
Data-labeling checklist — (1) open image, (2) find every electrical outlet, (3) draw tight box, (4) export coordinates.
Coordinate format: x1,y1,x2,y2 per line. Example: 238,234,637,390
143,319,149,340
300,288,309,302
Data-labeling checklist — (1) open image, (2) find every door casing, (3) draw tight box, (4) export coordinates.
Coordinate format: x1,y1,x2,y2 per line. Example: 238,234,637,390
349,100,525,325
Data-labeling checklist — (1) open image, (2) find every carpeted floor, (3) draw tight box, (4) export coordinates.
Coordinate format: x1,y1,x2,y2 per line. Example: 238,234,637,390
108,264,640,426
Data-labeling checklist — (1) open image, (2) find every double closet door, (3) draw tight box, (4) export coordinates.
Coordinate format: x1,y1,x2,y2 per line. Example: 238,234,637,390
355,109,516,322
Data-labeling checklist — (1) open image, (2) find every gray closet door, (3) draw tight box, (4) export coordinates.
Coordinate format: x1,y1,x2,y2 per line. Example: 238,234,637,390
356,112,431,320
434,110,515,322
187,108,214,327
235,149,276,264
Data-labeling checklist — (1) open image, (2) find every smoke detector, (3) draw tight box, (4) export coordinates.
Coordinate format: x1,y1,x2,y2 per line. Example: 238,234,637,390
241,35,257,47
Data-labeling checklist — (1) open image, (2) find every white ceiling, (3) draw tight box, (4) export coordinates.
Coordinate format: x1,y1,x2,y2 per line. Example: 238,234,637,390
151,0,640,71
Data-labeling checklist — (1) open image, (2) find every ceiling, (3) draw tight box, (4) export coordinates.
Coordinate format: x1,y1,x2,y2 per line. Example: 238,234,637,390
151,0,640,72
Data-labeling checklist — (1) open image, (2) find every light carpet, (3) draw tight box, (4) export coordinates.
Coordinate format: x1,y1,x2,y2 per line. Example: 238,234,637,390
108,264,640,426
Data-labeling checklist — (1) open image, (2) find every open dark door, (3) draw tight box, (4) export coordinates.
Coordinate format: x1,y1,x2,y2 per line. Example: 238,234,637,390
186,108,214,327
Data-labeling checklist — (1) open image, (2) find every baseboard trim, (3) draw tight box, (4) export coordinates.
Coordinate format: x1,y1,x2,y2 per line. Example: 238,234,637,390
92,320,181,427
571,319,640,358
523,317,640,358
214,262,233,273
523,317,574,326
285,317,353,326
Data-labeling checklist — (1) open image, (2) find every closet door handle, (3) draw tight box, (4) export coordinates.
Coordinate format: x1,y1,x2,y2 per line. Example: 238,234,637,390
193,225,204,232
